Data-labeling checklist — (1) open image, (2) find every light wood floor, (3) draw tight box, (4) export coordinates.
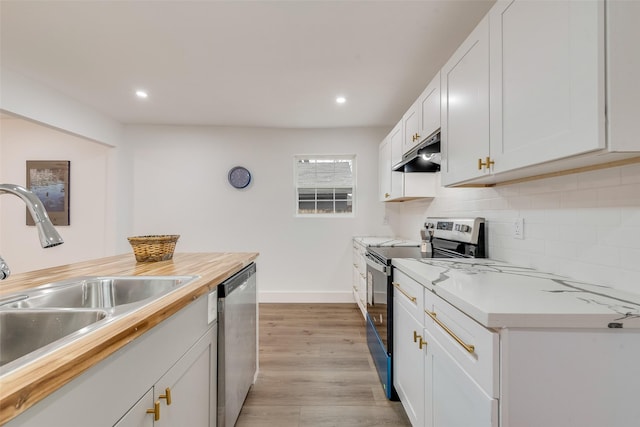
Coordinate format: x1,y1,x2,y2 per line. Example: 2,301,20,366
235,303,411,427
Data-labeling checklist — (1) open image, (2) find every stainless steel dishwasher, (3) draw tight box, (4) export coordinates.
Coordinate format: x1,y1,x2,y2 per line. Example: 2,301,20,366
217,263,257,427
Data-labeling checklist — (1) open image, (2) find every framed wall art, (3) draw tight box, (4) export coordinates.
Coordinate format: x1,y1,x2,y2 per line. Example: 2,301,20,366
26,160,70,226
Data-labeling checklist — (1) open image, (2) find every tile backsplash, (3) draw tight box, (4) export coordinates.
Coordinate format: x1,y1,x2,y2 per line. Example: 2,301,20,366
387,161,640,295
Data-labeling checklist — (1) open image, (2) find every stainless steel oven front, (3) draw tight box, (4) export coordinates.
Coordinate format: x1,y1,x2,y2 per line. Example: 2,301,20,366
364,250,395,400
365,246,424,401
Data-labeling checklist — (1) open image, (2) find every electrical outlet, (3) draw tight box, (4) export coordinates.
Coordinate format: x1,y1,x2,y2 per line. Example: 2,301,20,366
514,218,524,239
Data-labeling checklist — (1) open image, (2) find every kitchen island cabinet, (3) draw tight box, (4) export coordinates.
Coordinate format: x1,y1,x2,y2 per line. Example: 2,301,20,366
0,252,258,425
393,258,640,427
6,290,217,427
115,320,217,427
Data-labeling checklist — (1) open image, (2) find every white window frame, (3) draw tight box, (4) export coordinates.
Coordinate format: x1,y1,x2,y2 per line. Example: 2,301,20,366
293,154,356,218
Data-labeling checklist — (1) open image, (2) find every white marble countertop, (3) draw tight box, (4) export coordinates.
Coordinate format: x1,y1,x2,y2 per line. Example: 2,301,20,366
392,258,640,329
353,236,420,247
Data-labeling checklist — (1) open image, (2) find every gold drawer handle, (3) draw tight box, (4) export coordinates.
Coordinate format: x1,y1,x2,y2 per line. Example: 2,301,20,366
393,282,417,304
385,192,390,198
425,309,475,354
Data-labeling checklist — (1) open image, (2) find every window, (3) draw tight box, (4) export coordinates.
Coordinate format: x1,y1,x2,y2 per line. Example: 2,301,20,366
294,155,355,216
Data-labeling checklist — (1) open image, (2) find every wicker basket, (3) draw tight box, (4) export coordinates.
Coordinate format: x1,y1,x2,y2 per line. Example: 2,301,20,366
127,235,180,262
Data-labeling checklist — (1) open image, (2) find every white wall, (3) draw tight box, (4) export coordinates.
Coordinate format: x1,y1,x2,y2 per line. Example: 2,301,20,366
0,118,112,273
127,125,391,302
386,164,640,295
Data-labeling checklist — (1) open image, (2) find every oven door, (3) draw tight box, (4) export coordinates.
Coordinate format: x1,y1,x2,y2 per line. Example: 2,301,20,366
364,252,397,400
364,253,390,350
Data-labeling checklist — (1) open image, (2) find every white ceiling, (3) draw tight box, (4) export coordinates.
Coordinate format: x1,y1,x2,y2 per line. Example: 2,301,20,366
0,0,494,129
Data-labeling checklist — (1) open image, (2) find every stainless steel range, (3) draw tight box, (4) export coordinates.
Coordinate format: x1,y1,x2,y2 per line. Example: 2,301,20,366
365,217,486,400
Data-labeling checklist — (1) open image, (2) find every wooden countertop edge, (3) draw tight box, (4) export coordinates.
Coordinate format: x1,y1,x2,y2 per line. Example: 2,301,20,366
0,252,258,425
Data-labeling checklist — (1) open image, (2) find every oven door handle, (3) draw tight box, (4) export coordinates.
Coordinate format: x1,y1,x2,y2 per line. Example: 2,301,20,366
365,253,389,276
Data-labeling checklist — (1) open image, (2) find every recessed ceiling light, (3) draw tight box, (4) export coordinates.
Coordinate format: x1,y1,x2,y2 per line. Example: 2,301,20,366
336,96,346,104
135,90,148,99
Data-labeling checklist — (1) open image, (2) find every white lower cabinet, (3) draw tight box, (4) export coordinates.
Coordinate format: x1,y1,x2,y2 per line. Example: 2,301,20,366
7,295,218,427
115,389,154,427
352,239,367,317
393,272,426,427
423,328,497,427
115,325,217,426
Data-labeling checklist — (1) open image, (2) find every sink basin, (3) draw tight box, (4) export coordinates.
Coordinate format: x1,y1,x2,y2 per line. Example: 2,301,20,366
4,276,197,309
0,310,107,367
0,275,199,374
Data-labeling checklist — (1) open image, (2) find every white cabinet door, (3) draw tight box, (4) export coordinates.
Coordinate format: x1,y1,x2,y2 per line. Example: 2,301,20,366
393,297,425,427
489,0,604,172
156,324,216,427
379,137,392,202
403,100,420,155
113,389,155,427
441,15,490,186
403,72,441,155
424,329,497,427
418,71,441,143
389,122,405,199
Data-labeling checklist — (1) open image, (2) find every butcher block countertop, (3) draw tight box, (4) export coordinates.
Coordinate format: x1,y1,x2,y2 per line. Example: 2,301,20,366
0,252,258,425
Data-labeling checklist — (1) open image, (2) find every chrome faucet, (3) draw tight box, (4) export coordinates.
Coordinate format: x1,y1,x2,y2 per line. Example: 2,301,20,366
0,183,64,280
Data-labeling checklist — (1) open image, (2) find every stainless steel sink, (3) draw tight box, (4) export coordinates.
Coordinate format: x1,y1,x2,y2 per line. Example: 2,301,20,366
0,310,107,367
0,275,199,375
4,276,196,309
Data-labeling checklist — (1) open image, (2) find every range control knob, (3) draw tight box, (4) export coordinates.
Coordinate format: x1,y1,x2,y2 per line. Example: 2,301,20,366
461,225,471,233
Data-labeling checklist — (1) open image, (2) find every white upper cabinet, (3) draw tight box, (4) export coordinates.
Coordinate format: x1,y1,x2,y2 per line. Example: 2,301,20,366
379,134,392,202
402,72,442,156
379,121,437,202
440,0,639,187
440,15,490,186
489,0,604,173
607,0,640,152
379,122,406,202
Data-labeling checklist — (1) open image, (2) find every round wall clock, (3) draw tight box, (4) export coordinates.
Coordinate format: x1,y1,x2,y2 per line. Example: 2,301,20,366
228,166,252,189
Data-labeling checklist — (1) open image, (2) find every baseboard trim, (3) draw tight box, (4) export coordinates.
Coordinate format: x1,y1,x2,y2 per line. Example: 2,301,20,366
258,291,355,303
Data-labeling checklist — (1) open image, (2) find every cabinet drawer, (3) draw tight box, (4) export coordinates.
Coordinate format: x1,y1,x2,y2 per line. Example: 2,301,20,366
424,289,498,398
392,269,424,321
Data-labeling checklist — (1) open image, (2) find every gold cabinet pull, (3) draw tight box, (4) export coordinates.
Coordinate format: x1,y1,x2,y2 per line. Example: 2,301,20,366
425,309,475,354
159,387,172,405
419,336,427,350
384,192,390,198
413,331,427,349
393,282,417,304
478,156,495,170
147,401,160,421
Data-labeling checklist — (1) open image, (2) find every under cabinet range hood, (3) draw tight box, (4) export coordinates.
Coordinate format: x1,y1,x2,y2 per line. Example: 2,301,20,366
392,131,441,172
